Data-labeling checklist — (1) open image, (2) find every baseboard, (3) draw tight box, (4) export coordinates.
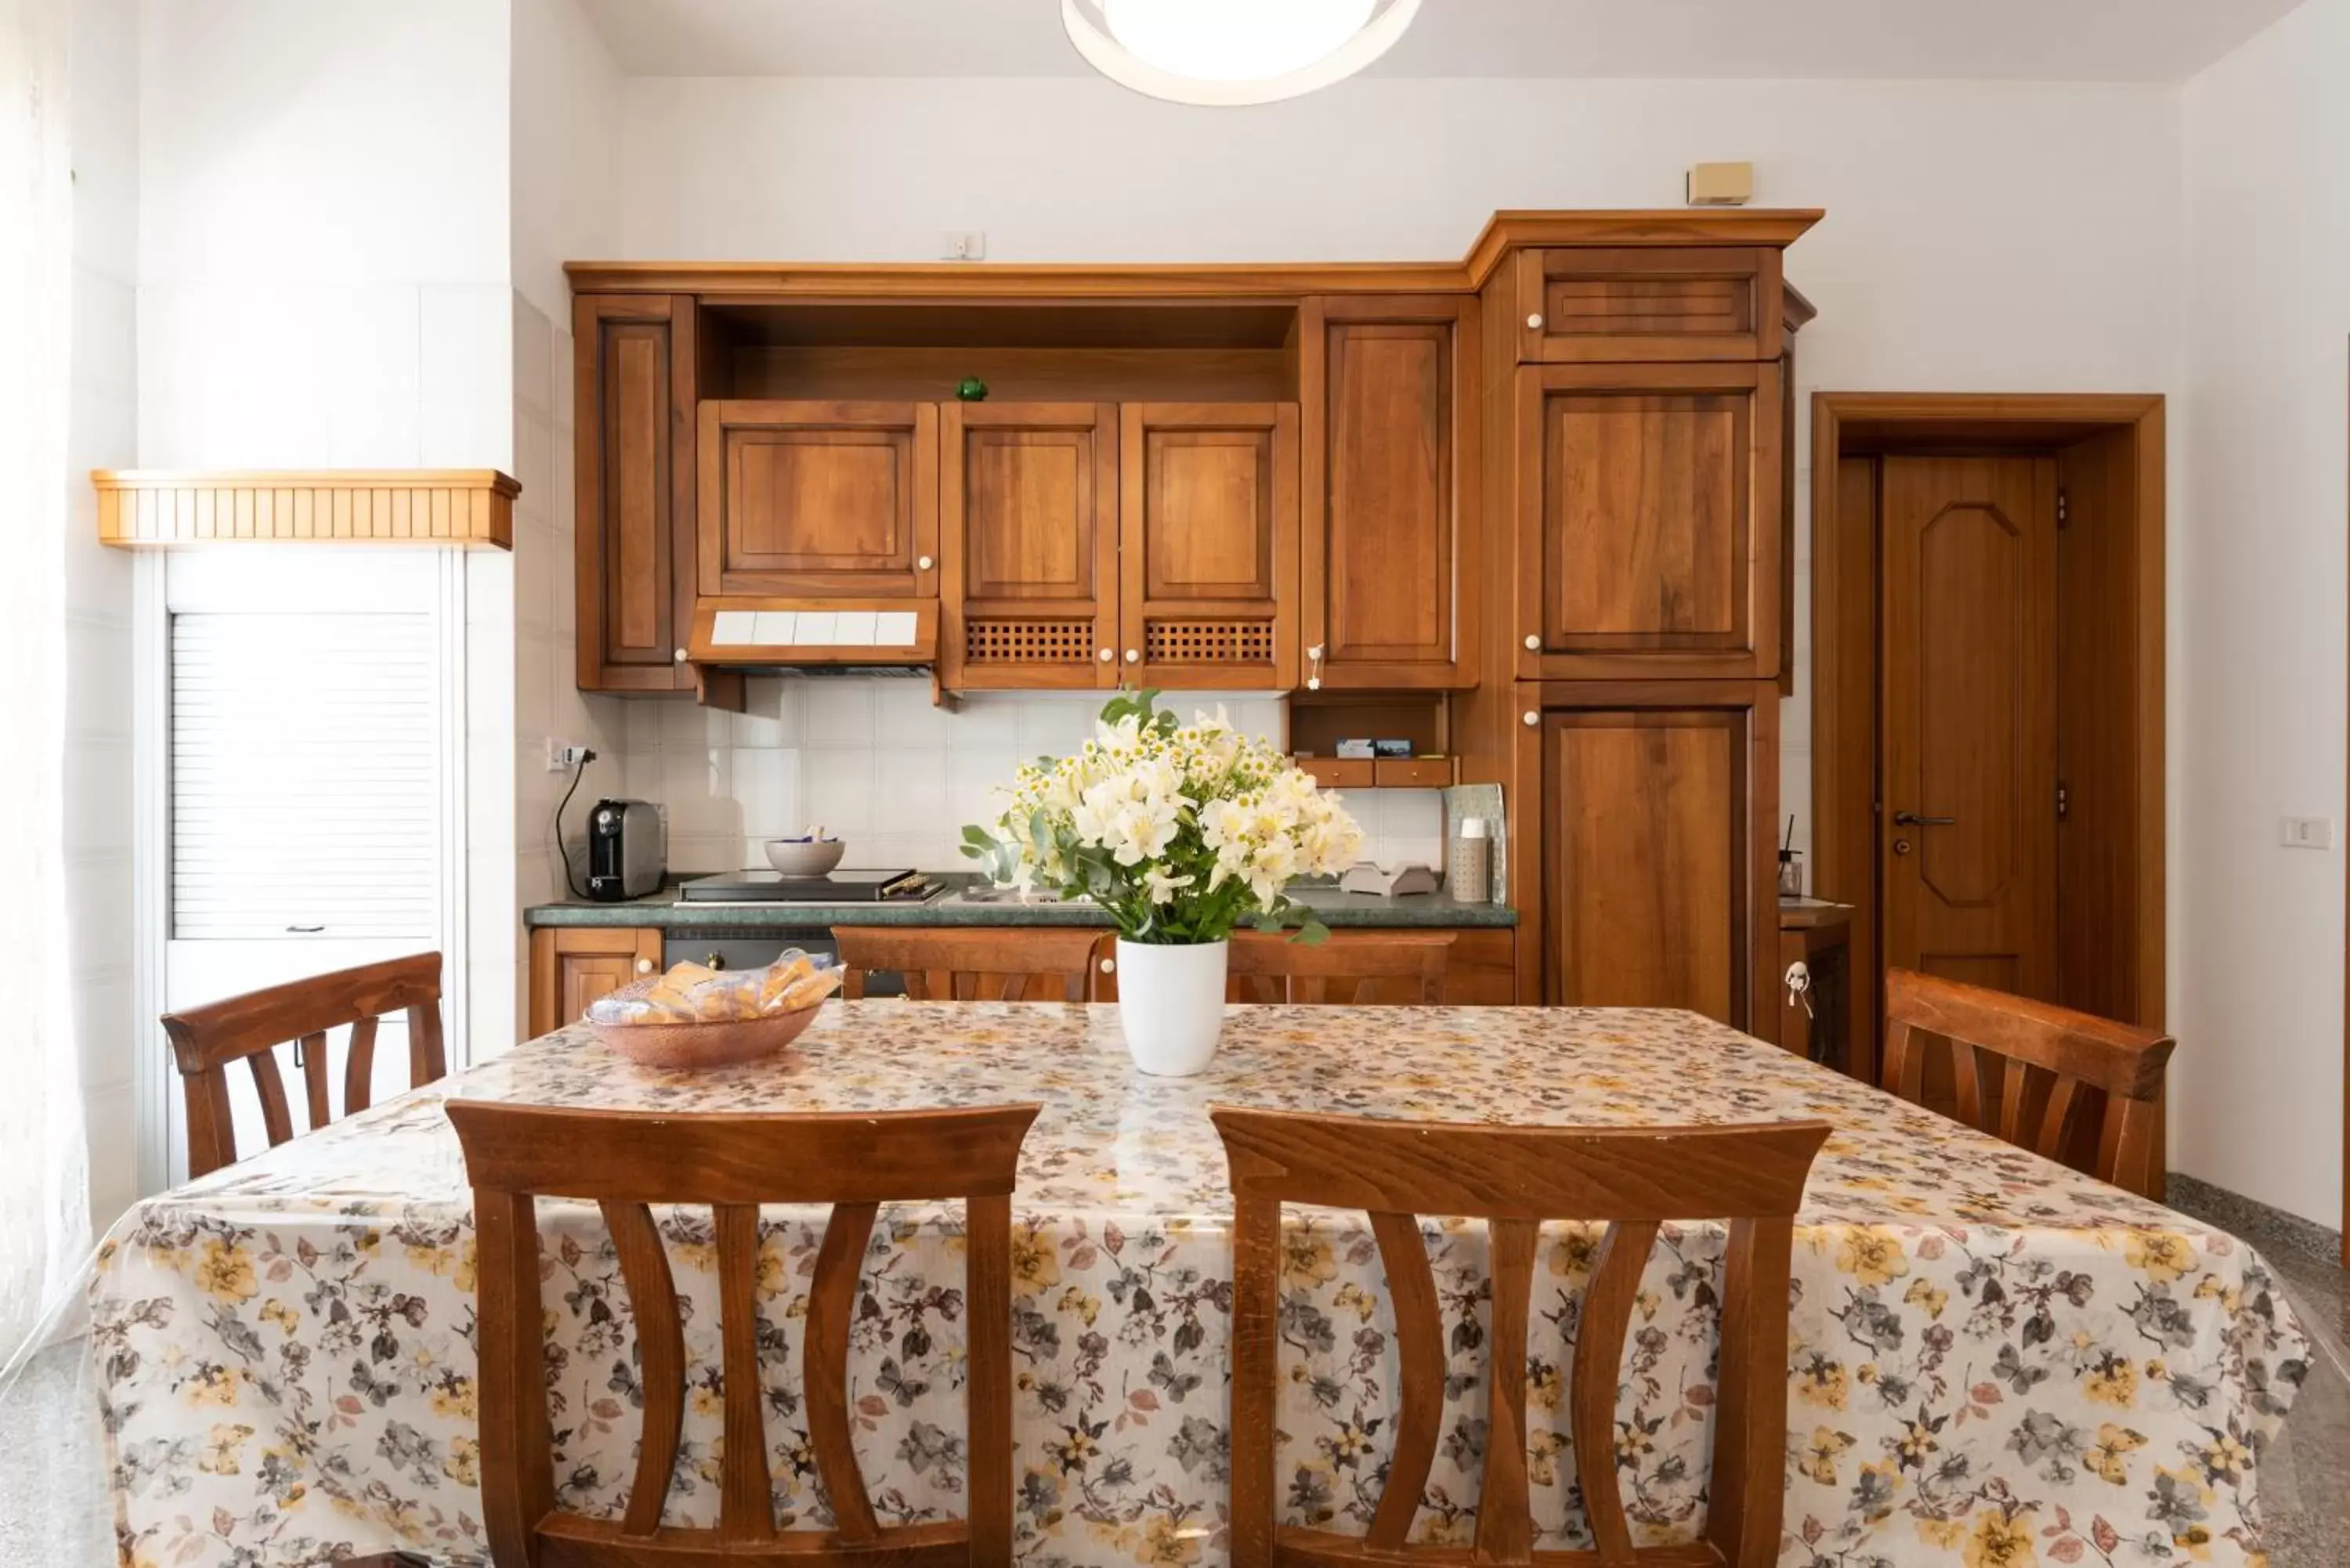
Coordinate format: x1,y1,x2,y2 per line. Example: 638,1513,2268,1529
2166,1172,2343,1266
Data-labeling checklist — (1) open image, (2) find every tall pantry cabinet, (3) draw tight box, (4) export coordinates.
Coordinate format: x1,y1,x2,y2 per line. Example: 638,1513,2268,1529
1459,245,1808,1035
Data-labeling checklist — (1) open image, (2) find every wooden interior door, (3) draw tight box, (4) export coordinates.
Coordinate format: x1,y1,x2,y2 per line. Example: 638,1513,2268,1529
1879,455,2059,1000
1119,403,1298,689
1536,681,1776,1032
1513,363,1779,682
1301,297,1476,689
939,403,1119,689
697,400,938,598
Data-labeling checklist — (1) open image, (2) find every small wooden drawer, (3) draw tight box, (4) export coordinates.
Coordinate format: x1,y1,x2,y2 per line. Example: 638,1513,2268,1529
1296,757,1375,790
1373,757,1454,789
1517,247,1780,363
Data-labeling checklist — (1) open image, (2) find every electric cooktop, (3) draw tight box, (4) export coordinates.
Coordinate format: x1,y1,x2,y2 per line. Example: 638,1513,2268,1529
675,869,941,904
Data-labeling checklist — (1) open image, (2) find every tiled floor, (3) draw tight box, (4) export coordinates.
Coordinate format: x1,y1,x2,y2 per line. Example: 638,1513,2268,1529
4,1202,2344,1568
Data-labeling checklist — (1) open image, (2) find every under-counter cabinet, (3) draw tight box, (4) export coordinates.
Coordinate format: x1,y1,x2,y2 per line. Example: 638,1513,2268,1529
1298,296,1479,690
574,294,699,692
528,927,663,1037
1509,362,1781,682
696,400,941,599
1512,681,1779,1036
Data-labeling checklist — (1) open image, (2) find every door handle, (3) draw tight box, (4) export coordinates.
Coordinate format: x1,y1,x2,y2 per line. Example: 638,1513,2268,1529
1893,811,1956,827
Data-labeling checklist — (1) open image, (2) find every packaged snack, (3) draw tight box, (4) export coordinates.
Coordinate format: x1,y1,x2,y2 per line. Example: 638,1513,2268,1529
586,949,840,1027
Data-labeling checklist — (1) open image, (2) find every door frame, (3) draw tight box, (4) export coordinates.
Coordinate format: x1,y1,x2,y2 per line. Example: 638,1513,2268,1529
1810,392,2166,1089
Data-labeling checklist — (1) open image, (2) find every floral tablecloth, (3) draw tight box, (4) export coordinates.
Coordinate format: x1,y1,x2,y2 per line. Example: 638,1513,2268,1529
92,1004,2307,1568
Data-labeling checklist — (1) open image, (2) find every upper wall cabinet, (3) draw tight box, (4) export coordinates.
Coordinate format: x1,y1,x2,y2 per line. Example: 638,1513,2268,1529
1299,296,1480,691
576,294,697,692
1514,247,1782,364
696,400,941,599
1119,403,1298,690
939,402,1120,690
1512,362,1782,682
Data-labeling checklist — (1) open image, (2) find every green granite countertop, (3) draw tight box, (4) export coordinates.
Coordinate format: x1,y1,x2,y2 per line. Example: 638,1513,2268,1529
525,873,1515,930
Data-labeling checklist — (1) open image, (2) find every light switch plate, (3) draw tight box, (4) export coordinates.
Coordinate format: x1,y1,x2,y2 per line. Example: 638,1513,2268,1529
2279,815,2334,849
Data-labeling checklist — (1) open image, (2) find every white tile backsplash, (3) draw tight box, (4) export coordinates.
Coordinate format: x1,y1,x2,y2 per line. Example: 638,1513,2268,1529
619,677,1450,876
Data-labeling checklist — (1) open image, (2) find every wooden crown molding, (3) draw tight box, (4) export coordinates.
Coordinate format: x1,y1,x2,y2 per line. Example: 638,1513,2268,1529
94,469,521,550
564,208,1825,297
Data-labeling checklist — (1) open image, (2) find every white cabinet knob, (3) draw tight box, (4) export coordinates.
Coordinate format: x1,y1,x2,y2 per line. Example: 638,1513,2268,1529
1097,647,1114,663
1526,313,1544,331
1125,649,1141,663
1098,958,1115,974
674,648,688,663
1523,710,1540,727
634,958,654,974
1524,634,1541,651
917,555,934,570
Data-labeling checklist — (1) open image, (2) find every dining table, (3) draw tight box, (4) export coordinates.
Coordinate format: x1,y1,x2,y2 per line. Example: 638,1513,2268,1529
90,1003,2308,1568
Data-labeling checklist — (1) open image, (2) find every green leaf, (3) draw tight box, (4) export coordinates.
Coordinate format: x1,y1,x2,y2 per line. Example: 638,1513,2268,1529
1291,919,1332,946
960,824,995,846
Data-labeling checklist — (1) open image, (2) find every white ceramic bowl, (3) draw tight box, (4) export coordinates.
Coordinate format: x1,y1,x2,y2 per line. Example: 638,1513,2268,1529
765,838,846,876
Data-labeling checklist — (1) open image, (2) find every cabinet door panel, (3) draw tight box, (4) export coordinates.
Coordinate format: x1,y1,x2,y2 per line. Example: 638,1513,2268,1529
1301,297,1477,689
1120,403,1297,689
529,927,662,1038
1516,247,1781,363
698,401,938,598
576,295,695,692
1531,682,1776,1033
1514,364,1779,681
941,403,1119,690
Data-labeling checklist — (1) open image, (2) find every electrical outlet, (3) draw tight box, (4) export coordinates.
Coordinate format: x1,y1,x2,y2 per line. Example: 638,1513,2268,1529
544,740,595,772
2279,815,2334,850
938,229,986,261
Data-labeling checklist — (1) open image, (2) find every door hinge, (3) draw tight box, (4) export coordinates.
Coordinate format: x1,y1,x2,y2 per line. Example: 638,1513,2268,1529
2056,780,2070,822
2055,487,2070,529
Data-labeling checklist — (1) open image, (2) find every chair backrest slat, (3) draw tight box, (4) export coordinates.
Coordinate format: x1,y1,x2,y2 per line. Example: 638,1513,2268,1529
1570,1218,1659,1563
1881,969,2175,1192
1364,1211,1442,1551
1226,931,1454,1006
836,927,1098,1005
805,1199,883,1544
447,1100,1038,1567
162,952,445,1177
1212,1107,1828,1568
600,1199,685,1540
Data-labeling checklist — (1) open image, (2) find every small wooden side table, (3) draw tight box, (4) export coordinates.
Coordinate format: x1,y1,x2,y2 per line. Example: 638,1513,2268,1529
1777,898,1856,1078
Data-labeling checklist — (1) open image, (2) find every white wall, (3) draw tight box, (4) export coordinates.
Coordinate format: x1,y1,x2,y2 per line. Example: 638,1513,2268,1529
2175,0,2350,1229
618,74,2186,876
505,0,628,1050
67,0,142,1229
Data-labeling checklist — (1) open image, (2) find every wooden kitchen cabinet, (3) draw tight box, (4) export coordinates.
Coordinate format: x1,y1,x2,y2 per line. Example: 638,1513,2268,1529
938,402,1121,690
697,400,940,599
529,927,663,1038
1119,403,1298,690
1513,681,1778,1035
1513,246,1782,364
1299,296,1479,690
1511,362,1781,682
1093,928,1517,1005
576,294,699,692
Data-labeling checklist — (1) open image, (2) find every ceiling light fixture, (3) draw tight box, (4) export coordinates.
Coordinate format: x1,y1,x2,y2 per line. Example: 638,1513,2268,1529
1061,0,1421,107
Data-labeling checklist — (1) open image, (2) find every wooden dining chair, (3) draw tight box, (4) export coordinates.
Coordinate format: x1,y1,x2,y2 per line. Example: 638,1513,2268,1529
1880,967,2175,1194
834,926,1101,1002
1212,1107,1830,1567
161,952,446,1179
1225,930,1455,1003
447,1099,1039,1568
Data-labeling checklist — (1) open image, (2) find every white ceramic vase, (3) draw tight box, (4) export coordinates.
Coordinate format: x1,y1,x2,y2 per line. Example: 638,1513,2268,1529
1113,937,1229,1076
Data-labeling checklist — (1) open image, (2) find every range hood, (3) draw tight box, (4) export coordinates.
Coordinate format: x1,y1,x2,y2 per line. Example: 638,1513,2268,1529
687,598,937,674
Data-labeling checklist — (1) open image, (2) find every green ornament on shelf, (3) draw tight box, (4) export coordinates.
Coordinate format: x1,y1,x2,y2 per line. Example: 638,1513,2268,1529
956,376,989,402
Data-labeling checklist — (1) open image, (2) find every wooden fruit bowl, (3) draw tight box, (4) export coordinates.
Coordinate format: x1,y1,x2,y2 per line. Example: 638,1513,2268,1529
591,1002,823,1069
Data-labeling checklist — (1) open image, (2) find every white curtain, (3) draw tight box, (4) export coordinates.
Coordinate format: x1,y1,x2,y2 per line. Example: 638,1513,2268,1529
0,0,92,1354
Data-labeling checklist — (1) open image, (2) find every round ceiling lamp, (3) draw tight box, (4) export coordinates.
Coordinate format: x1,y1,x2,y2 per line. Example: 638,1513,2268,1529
1061,0,1422,107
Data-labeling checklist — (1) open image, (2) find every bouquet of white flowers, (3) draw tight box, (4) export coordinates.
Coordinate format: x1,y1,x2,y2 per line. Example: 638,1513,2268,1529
961,690,1363,945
